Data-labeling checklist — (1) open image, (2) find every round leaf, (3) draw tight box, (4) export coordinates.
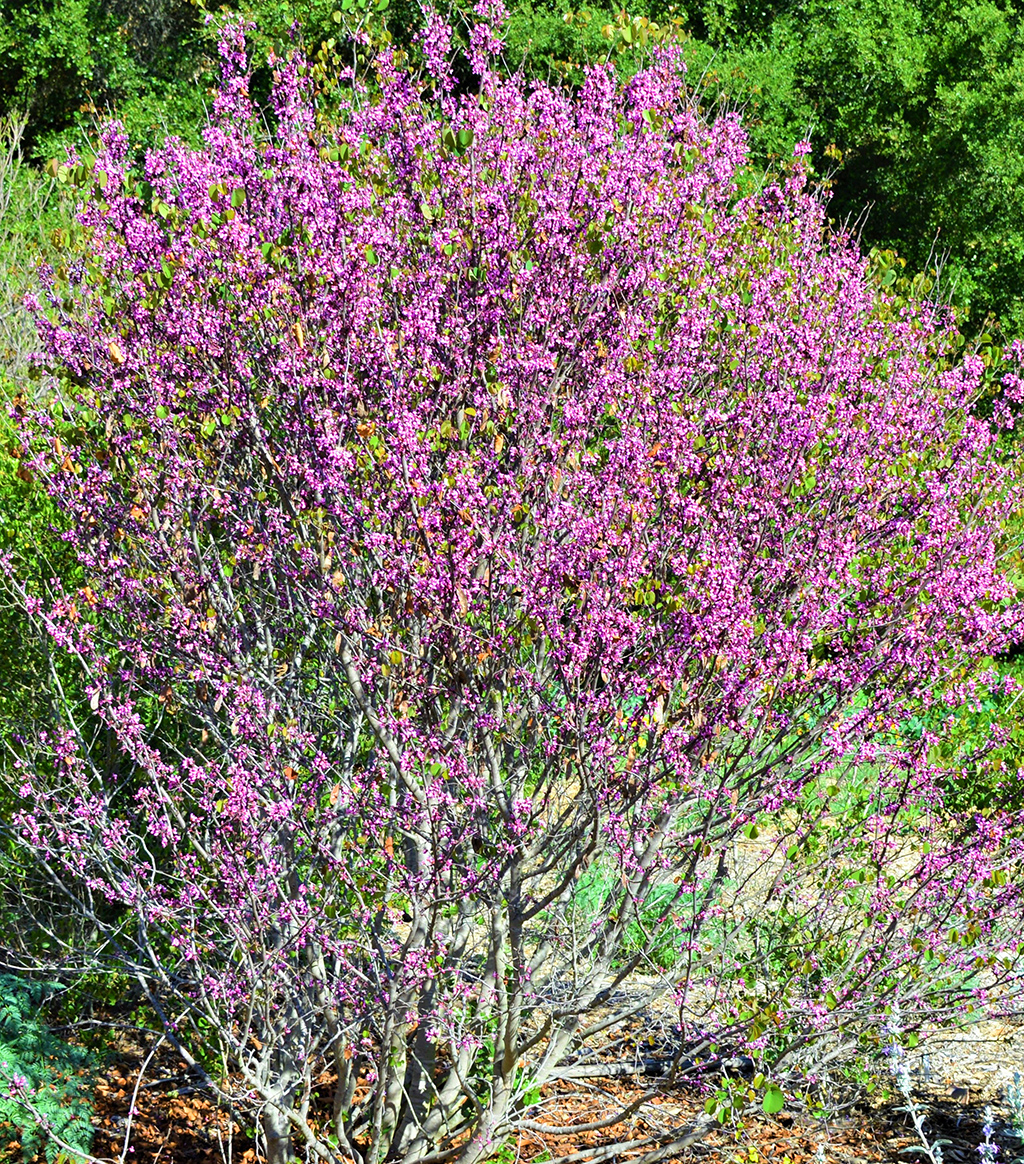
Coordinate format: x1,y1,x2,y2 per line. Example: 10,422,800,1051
762,1085,784,1115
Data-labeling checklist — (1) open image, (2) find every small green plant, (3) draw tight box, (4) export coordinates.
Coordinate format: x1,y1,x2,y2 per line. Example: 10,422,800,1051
704,1075,745,1126
885,1006,950,1164
705,1072,784,1128
0,974,97,1162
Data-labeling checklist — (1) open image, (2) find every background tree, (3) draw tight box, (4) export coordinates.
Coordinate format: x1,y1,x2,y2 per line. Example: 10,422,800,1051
1,0,205,154
672,0,1024,328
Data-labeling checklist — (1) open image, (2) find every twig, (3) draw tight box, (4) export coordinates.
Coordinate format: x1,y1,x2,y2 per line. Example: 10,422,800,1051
119,1034,165,1164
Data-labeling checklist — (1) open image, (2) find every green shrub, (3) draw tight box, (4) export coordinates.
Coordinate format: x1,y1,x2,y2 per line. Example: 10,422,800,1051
899,657,1024,821
665,0,1024,329
0,975,96,1163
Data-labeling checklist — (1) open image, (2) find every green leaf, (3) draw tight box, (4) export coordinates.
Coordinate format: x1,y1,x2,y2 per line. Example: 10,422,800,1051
230,187,246,208
155,405,169,420
762,1085,784,1115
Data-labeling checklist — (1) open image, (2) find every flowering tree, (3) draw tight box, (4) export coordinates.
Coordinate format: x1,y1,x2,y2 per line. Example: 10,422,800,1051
7,18,1024,1164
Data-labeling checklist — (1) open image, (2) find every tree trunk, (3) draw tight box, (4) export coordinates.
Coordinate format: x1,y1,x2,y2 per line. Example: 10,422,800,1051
263,1103,296,1164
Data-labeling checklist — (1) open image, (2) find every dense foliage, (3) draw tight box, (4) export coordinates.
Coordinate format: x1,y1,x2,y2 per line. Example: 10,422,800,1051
678,0,1024,329
1,0,205,153
5,18,1024,1162
1,0,397,158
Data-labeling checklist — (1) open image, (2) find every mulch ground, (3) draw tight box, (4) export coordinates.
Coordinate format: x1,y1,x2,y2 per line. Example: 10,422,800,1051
79,1056,1024,1164
89,1055,249,1164
2,1025,1015,1164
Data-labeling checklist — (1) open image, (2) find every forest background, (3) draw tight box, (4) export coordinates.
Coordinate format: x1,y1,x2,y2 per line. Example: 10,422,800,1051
4,1,1024,1161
